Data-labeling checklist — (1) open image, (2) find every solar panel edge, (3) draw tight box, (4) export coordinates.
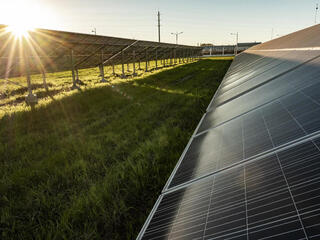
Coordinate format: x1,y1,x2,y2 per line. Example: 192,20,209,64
162,113,208,192
205,57,235,112
136,195,164,240
163,126,320,193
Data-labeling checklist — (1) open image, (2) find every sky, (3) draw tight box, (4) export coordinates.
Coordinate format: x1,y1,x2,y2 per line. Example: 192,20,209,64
0,0,319,46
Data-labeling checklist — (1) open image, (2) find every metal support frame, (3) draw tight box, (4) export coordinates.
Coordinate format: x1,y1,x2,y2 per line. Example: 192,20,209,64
75,69,80,81
24,47,38,106
121,50,126,78
155,49,158,70
133,50,137,76
100,50,107,82
112,62,115,75
145,49,148,72
42,71,48,91
70,49,80,90
187,50,189,63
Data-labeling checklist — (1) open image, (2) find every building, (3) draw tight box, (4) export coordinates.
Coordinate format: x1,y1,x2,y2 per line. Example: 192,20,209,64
202,42,261,55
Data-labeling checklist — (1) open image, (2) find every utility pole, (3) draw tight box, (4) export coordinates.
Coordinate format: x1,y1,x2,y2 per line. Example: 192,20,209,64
315,3,319,24
157,11,161,42
171,32,183,45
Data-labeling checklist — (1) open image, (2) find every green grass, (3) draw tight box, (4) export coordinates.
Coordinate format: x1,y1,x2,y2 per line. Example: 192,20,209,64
0,58,231,239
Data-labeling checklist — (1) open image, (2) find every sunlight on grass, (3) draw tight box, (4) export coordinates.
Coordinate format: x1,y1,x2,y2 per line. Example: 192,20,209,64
0,59,193,118
0,58,232,239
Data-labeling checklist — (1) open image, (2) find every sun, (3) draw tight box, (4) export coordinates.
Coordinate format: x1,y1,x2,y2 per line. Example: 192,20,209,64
6,24,33,38
2,1,55,38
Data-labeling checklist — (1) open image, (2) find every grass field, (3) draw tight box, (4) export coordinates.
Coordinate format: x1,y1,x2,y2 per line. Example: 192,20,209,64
0,58,232,239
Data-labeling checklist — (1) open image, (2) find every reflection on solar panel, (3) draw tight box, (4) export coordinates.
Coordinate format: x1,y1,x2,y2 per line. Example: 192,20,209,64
137,24,320,239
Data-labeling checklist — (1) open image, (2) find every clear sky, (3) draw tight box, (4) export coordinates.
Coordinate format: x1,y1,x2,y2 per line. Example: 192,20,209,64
1,0,319,45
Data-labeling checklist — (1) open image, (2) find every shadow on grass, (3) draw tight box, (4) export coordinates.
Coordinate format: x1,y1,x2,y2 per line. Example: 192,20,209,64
0,59,232,240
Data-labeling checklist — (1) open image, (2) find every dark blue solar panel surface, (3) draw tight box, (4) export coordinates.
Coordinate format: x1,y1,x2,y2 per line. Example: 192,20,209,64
201,55,320,133
169,89,320,188
137,25,320,240
141,139,320,239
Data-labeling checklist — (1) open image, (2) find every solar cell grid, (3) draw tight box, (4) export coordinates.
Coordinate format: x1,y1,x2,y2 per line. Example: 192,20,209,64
140,139,320,239
213,50,320,107
199,56,320,134
168,84,320,189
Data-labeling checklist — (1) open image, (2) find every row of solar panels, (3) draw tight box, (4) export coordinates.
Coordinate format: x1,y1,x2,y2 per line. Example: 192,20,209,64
137,24,320,239
0,25,202,78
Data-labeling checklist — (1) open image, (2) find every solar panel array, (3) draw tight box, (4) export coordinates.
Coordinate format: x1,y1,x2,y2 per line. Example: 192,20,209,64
0,24,201,78
137,24,320,240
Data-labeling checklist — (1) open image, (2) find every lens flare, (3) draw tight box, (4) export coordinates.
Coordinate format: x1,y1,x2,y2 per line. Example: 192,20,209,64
6,24,33,38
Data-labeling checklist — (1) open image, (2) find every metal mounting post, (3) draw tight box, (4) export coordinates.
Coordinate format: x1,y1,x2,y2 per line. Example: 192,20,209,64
112,62,115,75
70,49,80,90
24,48,38,106
133,50,137,76
155,49,158,70
121,50,126,78
75,69,80,81
100,50,107,82
145,50,148,72
42,71,48,92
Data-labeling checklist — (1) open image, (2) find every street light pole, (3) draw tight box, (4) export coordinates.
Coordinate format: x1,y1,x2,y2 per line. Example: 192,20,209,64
171,32,183,45
231,32,239,55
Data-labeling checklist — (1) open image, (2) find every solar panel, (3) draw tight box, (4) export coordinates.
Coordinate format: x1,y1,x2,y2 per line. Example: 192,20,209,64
0,25,201,78
212,50,320,107
200,54,320,134
167,89,320,188
137,24,320,239
140,138,320,240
